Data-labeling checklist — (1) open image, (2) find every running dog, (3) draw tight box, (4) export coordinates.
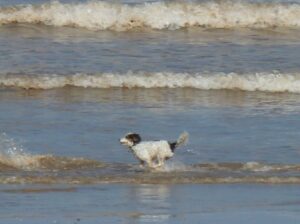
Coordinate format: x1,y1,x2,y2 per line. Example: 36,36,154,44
120,132,188,168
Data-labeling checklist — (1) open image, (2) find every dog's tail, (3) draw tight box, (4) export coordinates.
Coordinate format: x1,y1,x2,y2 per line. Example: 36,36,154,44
169,131,189,152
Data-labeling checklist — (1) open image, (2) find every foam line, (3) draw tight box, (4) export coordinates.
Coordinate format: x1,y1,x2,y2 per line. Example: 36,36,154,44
1,72,300,93
1,1,300,30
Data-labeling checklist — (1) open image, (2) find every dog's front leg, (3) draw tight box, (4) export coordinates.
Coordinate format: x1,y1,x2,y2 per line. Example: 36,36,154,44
147,159,158,169
139,160,145,168
156,157,164,167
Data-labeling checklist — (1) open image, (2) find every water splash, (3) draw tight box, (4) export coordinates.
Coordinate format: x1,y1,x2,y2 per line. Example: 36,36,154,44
0,133,105,170
154,160,190,172
0,133,37,170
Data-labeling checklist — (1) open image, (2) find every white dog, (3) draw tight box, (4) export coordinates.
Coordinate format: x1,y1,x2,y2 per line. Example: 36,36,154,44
120,132,188,168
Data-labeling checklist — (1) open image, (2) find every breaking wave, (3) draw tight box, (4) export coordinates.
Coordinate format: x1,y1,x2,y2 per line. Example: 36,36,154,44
2,176,300,185
0,153,105,171
0,133,105,171
1,72,300,93
193,162,300,173
1,1,300,31
2,160,300,184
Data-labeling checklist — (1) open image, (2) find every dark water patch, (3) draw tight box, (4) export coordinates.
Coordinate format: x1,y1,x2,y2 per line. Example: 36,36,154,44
2,187,77,193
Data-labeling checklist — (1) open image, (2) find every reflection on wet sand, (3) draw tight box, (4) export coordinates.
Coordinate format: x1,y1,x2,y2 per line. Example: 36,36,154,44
125,185,171,224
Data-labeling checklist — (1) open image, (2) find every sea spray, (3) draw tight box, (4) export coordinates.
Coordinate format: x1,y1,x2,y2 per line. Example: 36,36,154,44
0,133,39,169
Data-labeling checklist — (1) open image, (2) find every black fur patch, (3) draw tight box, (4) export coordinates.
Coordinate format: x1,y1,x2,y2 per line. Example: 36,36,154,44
168,142,177,152
126,133,141,145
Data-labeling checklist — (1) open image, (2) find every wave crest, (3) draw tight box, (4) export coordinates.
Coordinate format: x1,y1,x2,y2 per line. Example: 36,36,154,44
0,154,105,171
1,72,300,93
0,133,105,171
1,1,300,30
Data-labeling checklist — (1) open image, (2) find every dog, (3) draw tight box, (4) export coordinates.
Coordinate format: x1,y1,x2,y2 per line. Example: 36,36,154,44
120,132,188,168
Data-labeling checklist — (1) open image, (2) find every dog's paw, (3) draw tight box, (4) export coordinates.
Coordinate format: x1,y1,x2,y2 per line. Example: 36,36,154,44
147,165,165,172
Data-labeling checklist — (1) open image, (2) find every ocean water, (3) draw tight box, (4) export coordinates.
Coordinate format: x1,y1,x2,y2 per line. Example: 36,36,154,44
1,0,300,223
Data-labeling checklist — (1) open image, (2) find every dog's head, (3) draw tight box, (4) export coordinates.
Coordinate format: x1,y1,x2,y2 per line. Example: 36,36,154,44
120,133,141,147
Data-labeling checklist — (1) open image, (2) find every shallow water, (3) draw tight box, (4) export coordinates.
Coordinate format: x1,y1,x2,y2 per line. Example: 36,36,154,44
1,0,300,223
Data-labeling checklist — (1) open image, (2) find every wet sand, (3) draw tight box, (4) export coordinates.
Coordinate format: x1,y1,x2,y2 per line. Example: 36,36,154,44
1,184,300,224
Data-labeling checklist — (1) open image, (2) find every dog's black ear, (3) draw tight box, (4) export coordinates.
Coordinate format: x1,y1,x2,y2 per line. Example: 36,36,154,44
127,133,141,144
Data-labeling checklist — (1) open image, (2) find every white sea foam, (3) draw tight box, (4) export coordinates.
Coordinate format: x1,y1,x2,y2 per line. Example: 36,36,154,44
243,161,275,172
243,161,300,172
1,1,300,30
1,72,300,93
